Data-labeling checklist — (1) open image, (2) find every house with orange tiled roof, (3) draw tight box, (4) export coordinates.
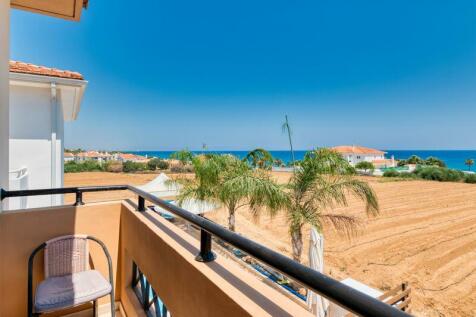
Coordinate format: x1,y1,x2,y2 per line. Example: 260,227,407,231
7,60,87,209
331,145,395,168
115,153,149,163
75,151,113,163
64,152,75,162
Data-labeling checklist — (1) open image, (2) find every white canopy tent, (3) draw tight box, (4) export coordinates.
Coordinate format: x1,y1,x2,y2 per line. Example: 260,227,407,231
137,173,181,198
138,173,219,216
153,198,220,216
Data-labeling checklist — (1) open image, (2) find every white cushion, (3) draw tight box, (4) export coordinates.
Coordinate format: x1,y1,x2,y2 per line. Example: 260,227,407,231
35,270,112,313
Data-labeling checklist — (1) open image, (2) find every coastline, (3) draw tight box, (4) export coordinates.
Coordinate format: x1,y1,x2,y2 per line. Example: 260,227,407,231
125,149,476,171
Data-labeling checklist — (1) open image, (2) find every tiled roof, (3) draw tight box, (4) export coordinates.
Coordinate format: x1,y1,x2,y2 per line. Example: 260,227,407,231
332,145,385,155
77,151,111,158
9,60,84,80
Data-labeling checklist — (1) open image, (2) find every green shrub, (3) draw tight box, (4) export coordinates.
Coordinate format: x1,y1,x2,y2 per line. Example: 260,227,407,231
444,169,464,182
156,160,170,170
147,158,169,171
415,166,463,182
399,172,417,179
170,165,194,173
464,173,476,184
383,169,400,177
64,161,104,173
425,156,446,168
123,161,147,173
105,160,123,173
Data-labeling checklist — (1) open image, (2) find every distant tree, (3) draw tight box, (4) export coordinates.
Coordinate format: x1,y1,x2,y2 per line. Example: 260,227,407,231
170,149,194,166
465,159,474,171
243,148,274,170
406,155,424,165
273,158,285,167
397,160,407,167
65,148,83,154
355,161,375,173
425,156,446,168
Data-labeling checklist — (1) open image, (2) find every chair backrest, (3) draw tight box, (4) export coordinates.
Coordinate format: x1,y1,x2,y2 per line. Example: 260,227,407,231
44,234,89,278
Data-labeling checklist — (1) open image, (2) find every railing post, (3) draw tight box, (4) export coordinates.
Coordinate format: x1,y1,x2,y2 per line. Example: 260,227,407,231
138,196,145,211
195,229,216,262
74,191,84,206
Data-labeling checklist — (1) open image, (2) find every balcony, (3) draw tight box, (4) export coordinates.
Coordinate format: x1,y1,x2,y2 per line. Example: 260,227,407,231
0,186,410,317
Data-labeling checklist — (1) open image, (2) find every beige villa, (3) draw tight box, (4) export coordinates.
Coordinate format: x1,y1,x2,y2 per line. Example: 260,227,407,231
332,145,396,168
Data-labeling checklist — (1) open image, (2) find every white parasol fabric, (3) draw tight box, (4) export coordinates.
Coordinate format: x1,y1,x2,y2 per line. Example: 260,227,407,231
153,198,219,216
137,173,181,198
175,198,220,215
306,227,329,317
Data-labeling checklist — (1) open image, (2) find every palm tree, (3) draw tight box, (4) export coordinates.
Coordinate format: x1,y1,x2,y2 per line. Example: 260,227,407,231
170,149,194,166
176,154,286,231
243,148,274,170
282,115,296,166
465,159,474,171
283,148,379,262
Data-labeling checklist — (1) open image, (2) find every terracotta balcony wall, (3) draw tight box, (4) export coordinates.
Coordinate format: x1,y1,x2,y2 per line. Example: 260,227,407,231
0,199,312,317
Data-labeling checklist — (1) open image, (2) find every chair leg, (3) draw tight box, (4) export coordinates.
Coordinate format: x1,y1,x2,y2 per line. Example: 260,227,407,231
93,300,97,317
110,293,115,317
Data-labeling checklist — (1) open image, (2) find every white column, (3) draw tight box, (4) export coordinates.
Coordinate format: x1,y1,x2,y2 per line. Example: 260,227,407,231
0,0,9,211
50,83,57,205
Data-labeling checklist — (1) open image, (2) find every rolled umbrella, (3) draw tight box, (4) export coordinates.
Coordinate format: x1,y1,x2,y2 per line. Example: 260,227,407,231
306,227,329,317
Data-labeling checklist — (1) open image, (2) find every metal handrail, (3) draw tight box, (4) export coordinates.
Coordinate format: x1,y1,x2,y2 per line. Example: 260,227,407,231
0,185,411,317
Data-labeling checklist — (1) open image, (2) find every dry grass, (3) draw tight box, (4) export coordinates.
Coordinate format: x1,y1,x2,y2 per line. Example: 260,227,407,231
65,172,476,317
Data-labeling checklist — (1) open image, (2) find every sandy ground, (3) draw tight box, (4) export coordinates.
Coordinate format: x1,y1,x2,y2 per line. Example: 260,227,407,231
65,172,476,316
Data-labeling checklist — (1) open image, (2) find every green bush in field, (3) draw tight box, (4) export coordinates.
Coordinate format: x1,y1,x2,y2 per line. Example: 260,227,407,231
105,160,123,173
64,161,104,173
147,158,169,171
170,165,194,173
123,161,147,173
464,173,476,184
424,156,446,168
383,169,400,177
156,160,169,170
414,166,464,182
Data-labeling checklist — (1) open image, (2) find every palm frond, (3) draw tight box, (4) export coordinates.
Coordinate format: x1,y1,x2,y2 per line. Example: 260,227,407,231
308,175,379,217
320,213,362,238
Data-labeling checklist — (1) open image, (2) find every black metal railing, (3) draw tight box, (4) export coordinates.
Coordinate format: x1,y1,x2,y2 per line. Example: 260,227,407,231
0,185,411,317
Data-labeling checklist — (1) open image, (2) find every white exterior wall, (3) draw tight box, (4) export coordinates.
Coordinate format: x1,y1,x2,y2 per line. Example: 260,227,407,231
0,1,9,211
343,153,385,166
8,85,65,208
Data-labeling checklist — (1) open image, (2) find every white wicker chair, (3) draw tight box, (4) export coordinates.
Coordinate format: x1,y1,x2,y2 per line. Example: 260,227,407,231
28,235,115,317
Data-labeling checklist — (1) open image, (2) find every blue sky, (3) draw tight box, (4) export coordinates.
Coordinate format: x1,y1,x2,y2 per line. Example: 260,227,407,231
10,1,476,150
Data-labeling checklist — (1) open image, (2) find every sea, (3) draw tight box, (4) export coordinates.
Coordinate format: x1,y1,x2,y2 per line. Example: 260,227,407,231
126,150,476,171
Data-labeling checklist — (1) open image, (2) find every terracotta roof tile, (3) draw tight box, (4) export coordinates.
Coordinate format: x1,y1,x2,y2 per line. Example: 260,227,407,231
9,60,84,80
331,145,385,155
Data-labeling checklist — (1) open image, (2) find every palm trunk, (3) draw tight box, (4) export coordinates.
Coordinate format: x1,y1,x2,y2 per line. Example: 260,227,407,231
228,208,236,232
285,115,296,167
291,226,303,262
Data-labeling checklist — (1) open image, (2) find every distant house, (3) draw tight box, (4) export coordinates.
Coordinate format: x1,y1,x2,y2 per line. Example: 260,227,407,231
331,145,395,168
115,153,148,163
75,151,113,163
64,152,75,162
